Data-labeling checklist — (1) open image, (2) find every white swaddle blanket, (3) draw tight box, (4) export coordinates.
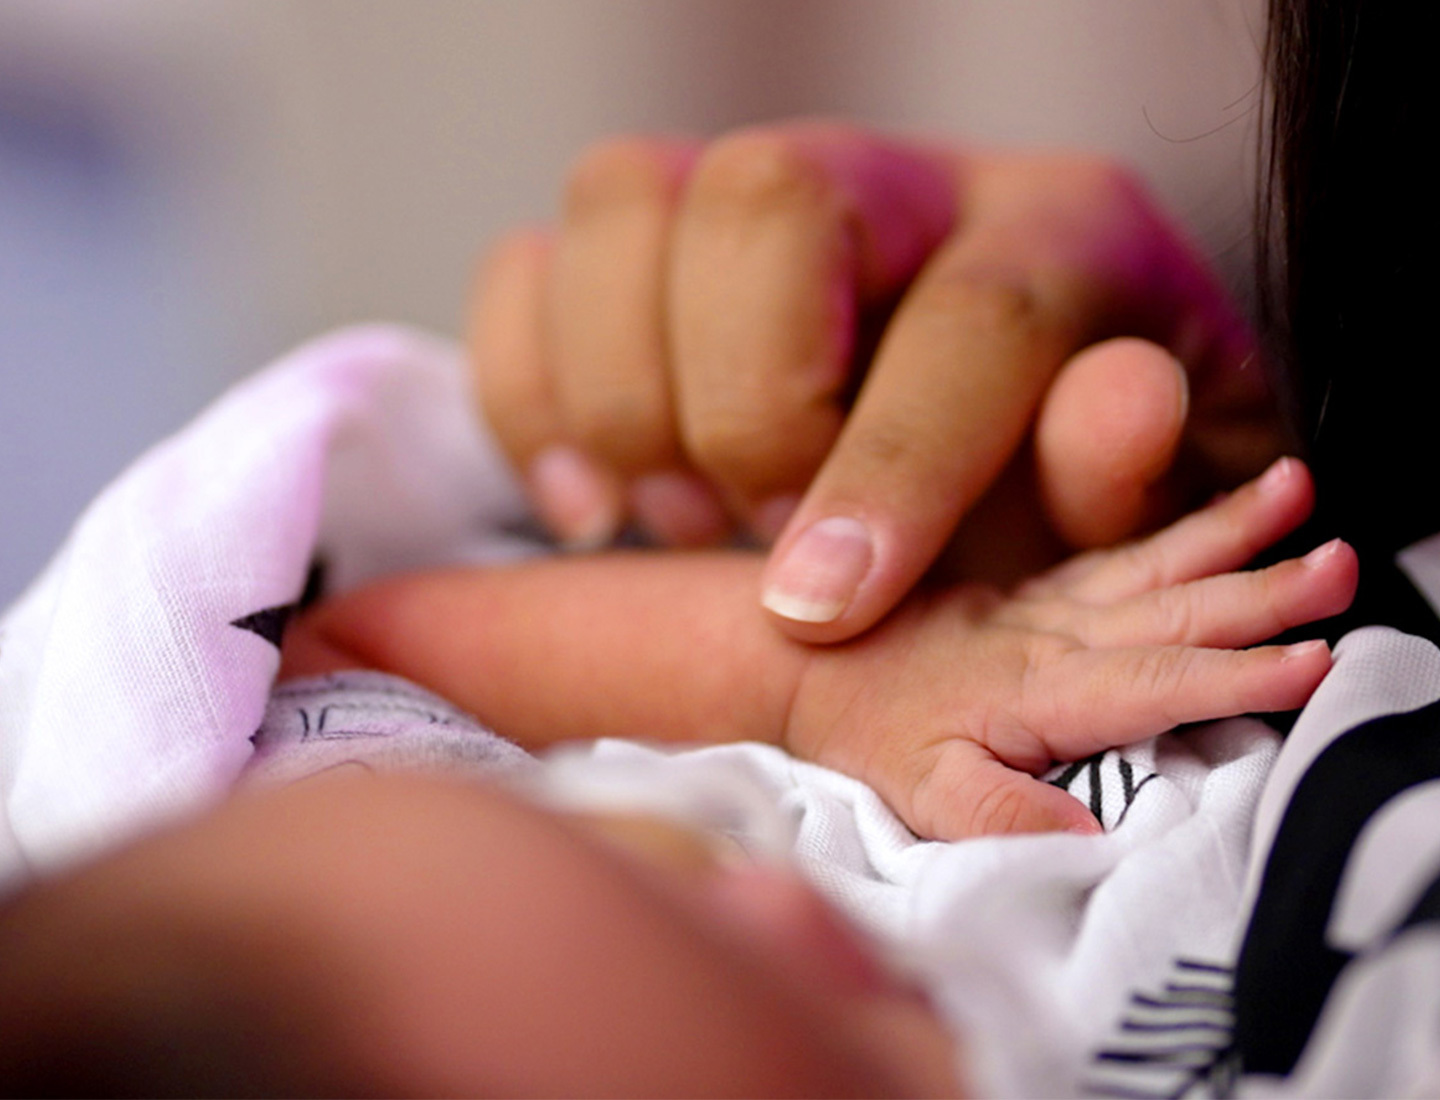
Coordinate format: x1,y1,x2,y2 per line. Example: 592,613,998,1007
3,325,1438,1097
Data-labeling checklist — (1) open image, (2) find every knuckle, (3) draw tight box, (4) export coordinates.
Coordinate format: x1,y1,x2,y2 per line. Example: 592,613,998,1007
849,420,920,469
564,137,687,221
1018,637,1076,728
907,767,947,840
1023,632,1078,677
842,415,949,482
683,406,807,491
1023,153,1153,225
1219,504,1263,560
771,408,958,514
908,266,1047,343
1131,647,1191,703
1155,587,1196,643
1254,569,1291,636
1069,156,1147,208
687,131,834,222
920,739,1043,840
1115,541,1168,593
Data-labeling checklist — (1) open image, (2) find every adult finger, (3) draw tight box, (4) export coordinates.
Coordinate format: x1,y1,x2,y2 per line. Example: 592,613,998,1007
760,155,1270,642
1034,338,1189,549
548,137,730,546
469,228,625,547
551,138,693,473
470,229,564,474
669,124,959,528
1071,538,1357,650
940,339,1190,586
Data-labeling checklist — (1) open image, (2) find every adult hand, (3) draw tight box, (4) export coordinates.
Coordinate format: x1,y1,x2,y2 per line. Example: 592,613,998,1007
470,122,1279,643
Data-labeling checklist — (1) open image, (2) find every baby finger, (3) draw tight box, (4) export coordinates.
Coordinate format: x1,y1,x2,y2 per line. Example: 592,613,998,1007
1073,537,1357,649
1030,641,1334,761
1051,455,1314,603
911,740,1102,840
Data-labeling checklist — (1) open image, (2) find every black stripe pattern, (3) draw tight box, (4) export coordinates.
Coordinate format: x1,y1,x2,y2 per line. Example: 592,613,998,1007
1050,750,1159,831
1083,959,1238,1099
1232,695,1440,1073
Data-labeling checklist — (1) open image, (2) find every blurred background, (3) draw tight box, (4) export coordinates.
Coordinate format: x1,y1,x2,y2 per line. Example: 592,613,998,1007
0,0,1264,606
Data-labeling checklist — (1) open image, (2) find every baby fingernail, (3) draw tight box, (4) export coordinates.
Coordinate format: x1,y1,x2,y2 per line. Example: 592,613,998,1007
1302,538,1344,568
1257,455,1297,495
530,445,620,549
1283,638,1330,661
761,516,873,624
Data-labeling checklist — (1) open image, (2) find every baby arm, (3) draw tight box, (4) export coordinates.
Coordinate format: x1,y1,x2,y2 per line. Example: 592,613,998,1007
282,551,806,751
283,457,1355,839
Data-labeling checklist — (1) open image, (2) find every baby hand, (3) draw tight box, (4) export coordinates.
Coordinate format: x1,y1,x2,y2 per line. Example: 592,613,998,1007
782,457,1356,840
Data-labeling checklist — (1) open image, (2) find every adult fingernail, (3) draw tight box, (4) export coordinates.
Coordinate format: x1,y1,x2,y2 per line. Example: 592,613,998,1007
761,516,873,624
630,472,730,547
530,445,621,549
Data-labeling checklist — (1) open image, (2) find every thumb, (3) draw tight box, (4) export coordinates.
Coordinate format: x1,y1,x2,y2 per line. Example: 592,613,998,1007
1035,337,1190,549
914,748,1103,840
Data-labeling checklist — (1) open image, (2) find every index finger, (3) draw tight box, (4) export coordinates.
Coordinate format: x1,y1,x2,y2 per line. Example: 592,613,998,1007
760,153,1267,642
669,124,959,522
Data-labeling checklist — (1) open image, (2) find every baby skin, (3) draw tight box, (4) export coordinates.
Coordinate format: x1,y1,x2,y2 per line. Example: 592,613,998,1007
284,456,1356,839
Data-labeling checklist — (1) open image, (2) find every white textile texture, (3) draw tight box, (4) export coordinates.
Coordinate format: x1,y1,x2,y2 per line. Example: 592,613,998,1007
0,326,528,878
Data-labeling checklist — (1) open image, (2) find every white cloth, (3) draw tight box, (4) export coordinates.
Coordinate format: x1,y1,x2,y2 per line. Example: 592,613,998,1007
243,670,538,788
0,326,531,877
3,325,1439,1097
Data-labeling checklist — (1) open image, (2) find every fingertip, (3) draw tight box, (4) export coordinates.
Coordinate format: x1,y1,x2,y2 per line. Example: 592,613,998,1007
1255,453,1307,496
628,471,732,547
530,445,625,549
1036,338,1189,548
1282,638,1331,663
956,779,1107,839
1065,813,1106,837
471,227,555,330
1244,454,1315,524
1037,788,1105,836
1246,535,1356,639
760,516,875,632
759,498,937,645
1302,536,1359,607
1247,638,1334,713
983,799,1103,839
